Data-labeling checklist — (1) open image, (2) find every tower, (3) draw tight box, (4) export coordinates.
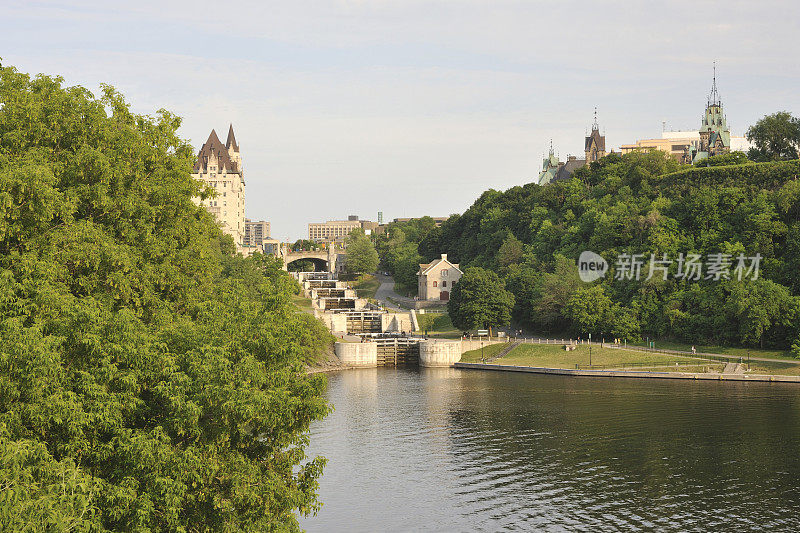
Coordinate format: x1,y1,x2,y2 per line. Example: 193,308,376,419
191,125,247,248
584,107,606,164
696,64,731,161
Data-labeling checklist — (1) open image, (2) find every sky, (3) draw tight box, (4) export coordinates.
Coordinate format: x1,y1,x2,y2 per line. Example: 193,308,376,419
2,0,799,240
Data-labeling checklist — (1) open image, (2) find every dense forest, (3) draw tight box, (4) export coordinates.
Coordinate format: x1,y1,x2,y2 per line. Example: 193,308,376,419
0,64,332,530
382,150,800,353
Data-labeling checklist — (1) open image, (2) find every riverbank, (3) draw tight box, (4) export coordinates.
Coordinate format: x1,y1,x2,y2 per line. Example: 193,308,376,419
454,362,800,383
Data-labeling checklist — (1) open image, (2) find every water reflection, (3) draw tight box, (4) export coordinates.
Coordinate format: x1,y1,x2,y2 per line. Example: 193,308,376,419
300,368,800,531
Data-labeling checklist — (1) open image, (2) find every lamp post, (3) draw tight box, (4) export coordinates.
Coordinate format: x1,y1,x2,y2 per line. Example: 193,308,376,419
589,344,592,367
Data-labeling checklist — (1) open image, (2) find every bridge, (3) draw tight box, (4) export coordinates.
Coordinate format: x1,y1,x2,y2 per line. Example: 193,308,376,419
281,244,345,273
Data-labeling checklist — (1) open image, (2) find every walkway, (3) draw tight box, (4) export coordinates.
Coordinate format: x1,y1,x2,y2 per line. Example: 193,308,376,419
373,273,416,311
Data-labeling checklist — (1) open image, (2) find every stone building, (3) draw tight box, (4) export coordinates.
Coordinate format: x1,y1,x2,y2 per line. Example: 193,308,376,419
538,114,607,185
192,125,246,247
418,254,463,301
685,70,731,164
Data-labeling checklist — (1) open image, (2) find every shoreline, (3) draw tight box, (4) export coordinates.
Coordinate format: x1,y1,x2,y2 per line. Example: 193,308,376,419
454,362,800,383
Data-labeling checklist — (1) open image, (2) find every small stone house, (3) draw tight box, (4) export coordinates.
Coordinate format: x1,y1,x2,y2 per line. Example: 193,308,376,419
418,254,463,301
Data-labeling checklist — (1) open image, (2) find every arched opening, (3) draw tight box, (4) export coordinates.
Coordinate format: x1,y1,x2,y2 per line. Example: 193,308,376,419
287,257,328,272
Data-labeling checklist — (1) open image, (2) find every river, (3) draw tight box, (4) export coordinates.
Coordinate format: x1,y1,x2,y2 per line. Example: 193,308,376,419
299,367,800,531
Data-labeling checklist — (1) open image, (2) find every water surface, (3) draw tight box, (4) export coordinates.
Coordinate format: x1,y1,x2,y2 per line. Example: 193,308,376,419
300,368,800,531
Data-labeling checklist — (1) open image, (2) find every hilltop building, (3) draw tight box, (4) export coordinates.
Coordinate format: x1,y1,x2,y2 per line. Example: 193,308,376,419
418,254,462,301
621,69,748,162
685,69,731,163
192,125,247,247
538,113,608,185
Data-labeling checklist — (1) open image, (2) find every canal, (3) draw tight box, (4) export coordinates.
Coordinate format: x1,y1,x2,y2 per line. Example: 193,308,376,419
299,367,800,531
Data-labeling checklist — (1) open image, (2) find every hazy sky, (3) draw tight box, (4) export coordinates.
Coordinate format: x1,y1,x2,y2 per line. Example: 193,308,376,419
3,1,799,240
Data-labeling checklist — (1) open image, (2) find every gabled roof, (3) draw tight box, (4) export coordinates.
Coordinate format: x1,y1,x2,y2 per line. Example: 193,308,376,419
193,129,240,173
226,124,239,152
585,128,605,152
419,255,462,276
554,157,585,181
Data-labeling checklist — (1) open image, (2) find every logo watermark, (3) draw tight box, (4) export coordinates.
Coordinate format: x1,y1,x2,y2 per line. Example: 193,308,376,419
578,251,609,282
578,251,761,282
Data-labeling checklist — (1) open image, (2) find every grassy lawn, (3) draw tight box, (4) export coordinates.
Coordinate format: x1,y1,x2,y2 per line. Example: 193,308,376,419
461,343,509,362
626,340,793,361
745,360,800,376
352,274,381,299
292,294,314,313
417,312,461,338
495,344,704,370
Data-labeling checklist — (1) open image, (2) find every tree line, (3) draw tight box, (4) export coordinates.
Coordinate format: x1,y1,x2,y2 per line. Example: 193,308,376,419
377,117,800,352
0,63,333,531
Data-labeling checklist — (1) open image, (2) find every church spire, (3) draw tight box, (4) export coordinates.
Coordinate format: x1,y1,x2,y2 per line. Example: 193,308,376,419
592,106,599,131
708,62,721,107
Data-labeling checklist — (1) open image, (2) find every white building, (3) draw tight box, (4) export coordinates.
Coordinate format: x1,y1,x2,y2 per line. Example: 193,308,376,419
418,254,463,301
192,125,246,248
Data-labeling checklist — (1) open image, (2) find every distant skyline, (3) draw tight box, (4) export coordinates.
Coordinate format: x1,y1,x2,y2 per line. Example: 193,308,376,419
3,0,799,240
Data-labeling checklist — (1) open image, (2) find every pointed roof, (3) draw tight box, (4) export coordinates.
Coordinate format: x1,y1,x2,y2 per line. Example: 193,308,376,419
193,128,240,173
585,128,605,152
225,124,239,151
419,254,461,275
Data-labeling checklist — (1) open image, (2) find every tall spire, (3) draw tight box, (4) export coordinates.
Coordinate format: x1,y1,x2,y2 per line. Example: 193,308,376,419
708,61,721,107
225,123,239,151
592,106,599,131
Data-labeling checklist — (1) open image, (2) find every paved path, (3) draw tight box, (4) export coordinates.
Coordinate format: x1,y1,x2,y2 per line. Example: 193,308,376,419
373,273,416,311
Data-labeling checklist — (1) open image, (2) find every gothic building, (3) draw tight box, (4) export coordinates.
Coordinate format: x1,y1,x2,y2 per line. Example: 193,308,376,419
683,69,731,164
538,113,607,185
192,125,246,247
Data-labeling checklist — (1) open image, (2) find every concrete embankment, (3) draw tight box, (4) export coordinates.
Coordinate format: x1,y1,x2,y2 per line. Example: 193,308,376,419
454,362,800,383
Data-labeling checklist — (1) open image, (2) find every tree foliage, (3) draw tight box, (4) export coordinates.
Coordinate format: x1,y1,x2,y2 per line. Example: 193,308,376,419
413,149,799,350
0,63,332,531
344,230,379,275
746,111,800,161
447,267,515,331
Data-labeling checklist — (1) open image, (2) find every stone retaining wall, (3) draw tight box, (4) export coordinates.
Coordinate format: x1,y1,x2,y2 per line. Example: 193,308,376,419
419,340,462,367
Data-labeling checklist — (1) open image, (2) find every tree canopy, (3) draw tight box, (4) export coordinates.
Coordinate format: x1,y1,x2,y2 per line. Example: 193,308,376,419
421,149,800,350
344,229,379,275
448,267,515,331
0,63,332,531
747,111,800,161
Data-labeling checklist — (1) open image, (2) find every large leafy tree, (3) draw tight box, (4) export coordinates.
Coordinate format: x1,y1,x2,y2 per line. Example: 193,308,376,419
746,111,800,161
344,229,379,275
0,63,331,531
448,267,515,331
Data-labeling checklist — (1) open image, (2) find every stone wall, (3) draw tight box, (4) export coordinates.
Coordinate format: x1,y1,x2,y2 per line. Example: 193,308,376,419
334,342,378,367
381,313,414,333
419,340,462,367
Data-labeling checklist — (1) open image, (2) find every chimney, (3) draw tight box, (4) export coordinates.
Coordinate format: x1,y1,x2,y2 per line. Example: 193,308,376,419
441,253,447,261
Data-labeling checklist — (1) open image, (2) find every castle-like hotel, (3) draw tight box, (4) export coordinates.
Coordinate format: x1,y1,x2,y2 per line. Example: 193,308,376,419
538,72,748,185
192,125,274,255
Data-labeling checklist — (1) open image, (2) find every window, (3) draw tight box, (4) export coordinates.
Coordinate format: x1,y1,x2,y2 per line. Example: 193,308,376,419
433,281,438,287
442,269,448,277
442,280,447,287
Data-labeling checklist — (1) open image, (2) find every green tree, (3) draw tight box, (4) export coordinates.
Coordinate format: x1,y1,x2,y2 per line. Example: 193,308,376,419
0,63,331,531
746,111,800,161
534,256,582,332
345,230,379,275
496,233,524,271
448,267,515,331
